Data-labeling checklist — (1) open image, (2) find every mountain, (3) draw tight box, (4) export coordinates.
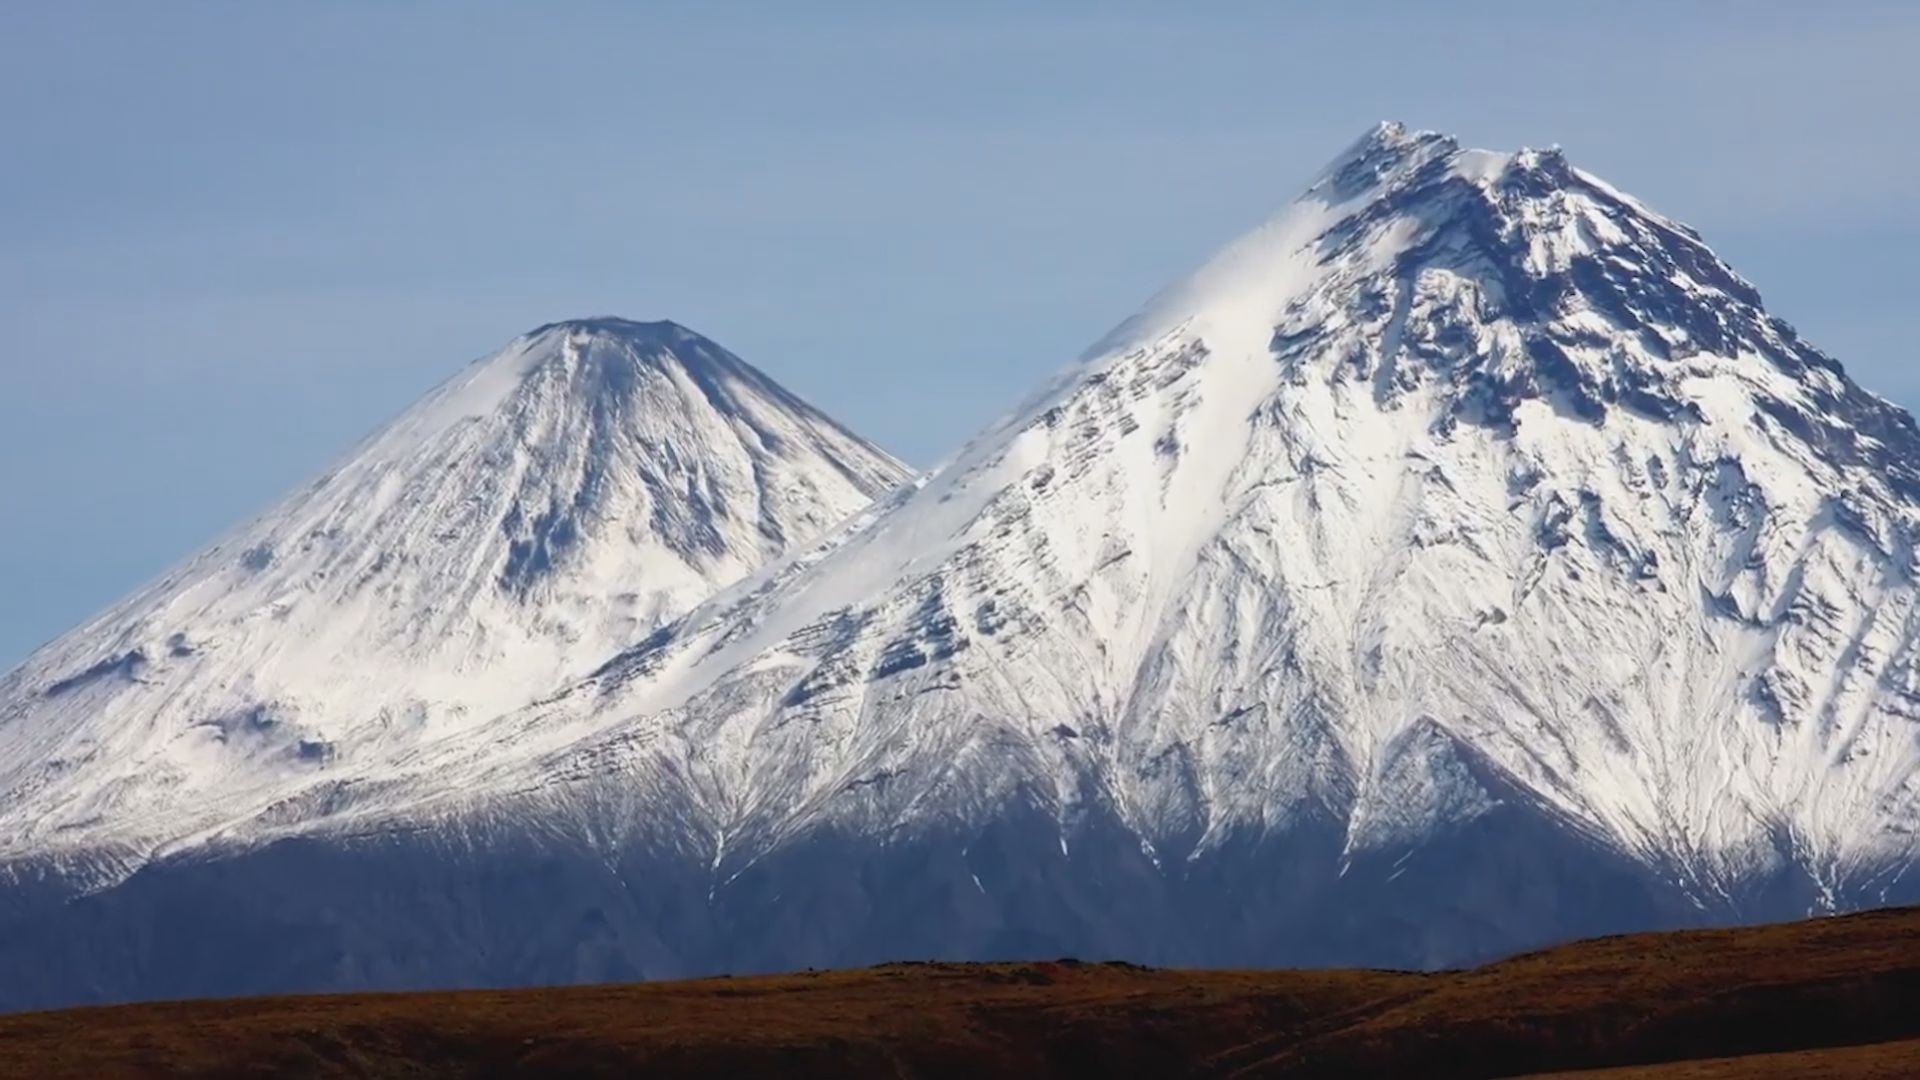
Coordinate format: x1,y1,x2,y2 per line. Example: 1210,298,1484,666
6,124,1920,1010
0,317,908,902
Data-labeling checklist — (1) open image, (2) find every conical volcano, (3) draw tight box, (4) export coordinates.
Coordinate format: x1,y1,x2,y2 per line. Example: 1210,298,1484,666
0,317,908,865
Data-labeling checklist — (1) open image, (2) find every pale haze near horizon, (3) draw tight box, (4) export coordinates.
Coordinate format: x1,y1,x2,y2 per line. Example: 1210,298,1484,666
2,1,1917,669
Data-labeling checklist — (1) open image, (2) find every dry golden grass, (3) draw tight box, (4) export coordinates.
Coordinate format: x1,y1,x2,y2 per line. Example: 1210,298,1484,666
3,907,1918,1077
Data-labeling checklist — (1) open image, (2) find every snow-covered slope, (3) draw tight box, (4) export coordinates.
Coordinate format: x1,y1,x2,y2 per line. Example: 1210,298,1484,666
6,125,1920,1009
439,123,1920,910
0,317,909,874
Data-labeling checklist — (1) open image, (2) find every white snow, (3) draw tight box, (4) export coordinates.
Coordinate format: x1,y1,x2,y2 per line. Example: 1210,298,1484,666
0,318,909,864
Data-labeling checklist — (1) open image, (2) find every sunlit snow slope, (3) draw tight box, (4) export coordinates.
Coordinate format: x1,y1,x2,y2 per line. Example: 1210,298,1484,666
0,318,908,874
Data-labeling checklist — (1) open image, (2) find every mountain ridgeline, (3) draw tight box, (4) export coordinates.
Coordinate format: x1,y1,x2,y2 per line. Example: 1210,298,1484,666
4,125,1920,1011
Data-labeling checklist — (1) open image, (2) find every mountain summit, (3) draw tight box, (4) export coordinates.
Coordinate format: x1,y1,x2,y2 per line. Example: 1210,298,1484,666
5,126,1920,1009
0,318,907,877
490,121,1920,934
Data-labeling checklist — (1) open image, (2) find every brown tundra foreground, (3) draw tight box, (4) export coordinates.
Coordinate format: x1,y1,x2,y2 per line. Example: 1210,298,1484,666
4,905,1920,1078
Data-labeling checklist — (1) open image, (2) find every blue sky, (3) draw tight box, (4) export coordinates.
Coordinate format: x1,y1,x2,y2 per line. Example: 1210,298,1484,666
3,1,1917,668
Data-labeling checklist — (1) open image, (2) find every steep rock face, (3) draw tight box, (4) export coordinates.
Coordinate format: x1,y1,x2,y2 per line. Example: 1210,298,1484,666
6,126,1920,1010
0,318,909,876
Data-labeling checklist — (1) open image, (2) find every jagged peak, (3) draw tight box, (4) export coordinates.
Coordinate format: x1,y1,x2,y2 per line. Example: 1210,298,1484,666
1307,121,1462,202
1102,125,1777,365
1507,143,1568,169
1344,120,1450,161
1317,127,1636,230
1062,122,1920,510
1084,124,1467,360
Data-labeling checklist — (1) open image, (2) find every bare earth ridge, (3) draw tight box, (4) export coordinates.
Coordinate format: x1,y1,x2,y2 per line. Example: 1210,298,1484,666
4,905,1918,1078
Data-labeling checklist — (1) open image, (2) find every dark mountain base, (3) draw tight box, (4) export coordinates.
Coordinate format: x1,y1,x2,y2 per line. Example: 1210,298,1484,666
5,906,1920,1078
0,800,1889,1013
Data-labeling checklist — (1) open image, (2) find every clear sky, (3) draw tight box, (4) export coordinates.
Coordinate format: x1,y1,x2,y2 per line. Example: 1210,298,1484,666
3,1,1917,669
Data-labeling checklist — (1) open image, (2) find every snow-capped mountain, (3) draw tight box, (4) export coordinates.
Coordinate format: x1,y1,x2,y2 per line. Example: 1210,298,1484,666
6,124,1920,1010
0,317,908,880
